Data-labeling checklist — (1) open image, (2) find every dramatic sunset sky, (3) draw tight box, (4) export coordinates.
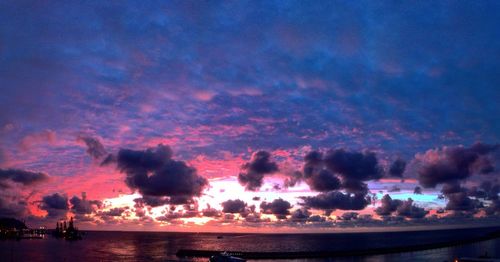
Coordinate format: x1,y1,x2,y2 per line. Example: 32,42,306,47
0,1,499,232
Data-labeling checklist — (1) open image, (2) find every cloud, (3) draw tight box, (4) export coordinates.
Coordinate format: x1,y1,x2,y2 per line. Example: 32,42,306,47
0,168,49,218
442,182,462,195
0,194,28,218
77,135,108,160
0,168,49,187
445,191,480,211
388,158,406,177
468,181,499,200
283,171,303,188
238,151,278,191
303,151,324,177
100,207,126,217
485,200,499,216
414,186,422,194
300,191,371,213
324,149,383,184
298,149,382,194
295,150,382,214
0,148,6,166
375,194,402,216
290,208,311,222
111,144,208,204
375,194,427,218
416,143,498,188
340,212,359,221
201,205,222,217
396,198,428,219
221,199,247,214
70,192,102,214
414,143,498,214
40,193,69,217
298,149,383,194
260,198,292,219
307,169,342,192
19,129,57,150
133,196,171,207
302,151,341,192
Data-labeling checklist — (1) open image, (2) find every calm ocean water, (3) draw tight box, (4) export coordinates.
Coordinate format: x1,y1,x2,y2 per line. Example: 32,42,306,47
1,227,499,262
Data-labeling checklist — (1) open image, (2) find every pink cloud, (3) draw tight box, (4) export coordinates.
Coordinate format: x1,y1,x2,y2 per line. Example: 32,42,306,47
19,129,57,151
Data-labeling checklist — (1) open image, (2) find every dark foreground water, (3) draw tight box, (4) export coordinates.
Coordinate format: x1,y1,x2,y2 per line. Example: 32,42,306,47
1,227,499,262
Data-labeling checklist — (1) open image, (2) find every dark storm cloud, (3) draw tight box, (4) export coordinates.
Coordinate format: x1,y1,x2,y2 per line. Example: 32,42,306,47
70,193,102,215
375,194,427,218
0,197,27,218
0,168,49,218
468,181,500,200
111,144,207,203
485,200,500,216
260,198,291,219
300,191,370,212
307,169,341,192
221,199,247,214
299,149,382,194
375,194,402,216
238,151,278,191
414,143,498,213
389,159,406,177
0,168,49,187
445,191,480,211
301,151,341,192
417,143,499,188
324,149,383,182
116,144,173,172
290,208,311,222
303,151,324,177
77,135,108,160
292,149,383,214
40,193,69,217
441,182,463,195
340,180,369,195
396,198,428,219
133,196,171,207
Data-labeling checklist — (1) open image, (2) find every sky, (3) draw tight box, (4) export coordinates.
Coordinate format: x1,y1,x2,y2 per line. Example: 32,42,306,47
0,1,499,232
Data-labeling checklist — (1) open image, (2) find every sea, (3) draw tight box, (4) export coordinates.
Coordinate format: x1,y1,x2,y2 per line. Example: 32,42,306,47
1,226,499,262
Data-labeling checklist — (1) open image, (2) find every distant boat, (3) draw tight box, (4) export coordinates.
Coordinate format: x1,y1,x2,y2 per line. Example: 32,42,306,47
217,235,224,239
209,252,246,262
